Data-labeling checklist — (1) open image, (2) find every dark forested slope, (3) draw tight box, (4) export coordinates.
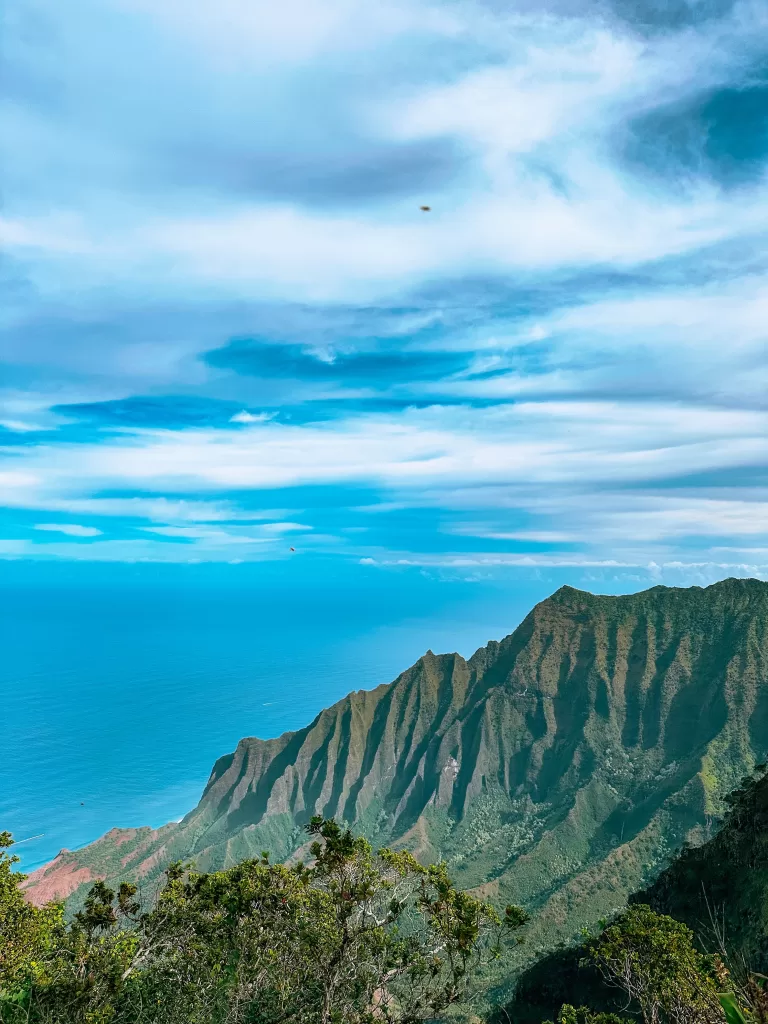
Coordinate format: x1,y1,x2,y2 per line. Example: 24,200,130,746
640,766,768,970
506,765,768,1024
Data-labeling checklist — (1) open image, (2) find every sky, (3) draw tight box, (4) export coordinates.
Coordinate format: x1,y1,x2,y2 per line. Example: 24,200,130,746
2,0,768,587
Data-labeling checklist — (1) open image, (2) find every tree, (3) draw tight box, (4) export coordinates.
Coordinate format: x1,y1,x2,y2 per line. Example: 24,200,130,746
1,833,144,1024
544,1003,631,1024
0,820,528,1023
587,905,724,1024
126,816,527,1023
0,831,63,1017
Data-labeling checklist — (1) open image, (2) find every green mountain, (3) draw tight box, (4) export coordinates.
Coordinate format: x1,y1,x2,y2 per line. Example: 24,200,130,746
23,578,768,992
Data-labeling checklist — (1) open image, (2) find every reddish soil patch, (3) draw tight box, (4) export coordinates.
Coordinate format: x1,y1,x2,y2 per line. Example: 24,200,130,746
22,856,102,906
136,845,167,879
105,828,141,849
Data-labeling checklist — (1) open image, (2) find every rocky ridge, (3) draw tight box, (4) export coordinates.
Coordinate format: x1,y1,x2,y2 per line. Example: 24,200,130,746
24,578,768,990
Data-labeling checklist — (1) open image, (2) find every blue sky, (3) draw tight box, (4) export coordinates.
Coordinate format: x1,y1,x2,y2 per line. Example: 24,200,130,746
2,0,768,586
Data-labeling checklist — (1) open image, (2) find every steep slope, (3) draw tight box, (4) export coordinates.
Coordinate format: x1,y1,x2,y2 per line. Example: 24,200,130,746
640,765,768,969
504,766,768,1024
24,578,768,986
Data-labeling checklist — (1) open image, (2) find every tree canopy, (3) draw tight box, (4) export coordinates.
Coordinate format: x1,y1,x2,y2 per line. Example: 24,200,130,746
0,819,527,1024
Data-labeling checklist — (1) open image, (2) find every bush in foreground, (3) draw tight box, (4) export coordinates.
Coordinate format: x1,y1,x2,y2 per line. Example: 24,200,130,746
0,820,527,1023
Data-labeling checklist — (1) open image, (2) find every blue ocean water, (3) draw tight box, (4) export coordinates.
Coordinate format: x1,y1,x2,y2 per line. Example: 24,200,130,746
1,560,636,871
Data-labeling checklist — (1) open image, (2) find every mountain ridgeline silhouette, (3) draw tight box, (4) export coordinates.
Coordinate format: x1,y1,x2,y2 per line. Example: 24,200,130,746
24,578,768,966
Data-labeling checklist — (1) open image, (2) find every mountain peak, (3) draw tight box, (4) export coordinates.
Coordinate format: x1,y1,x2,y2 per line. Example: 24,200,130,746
24,580,768,973
547,584,590,601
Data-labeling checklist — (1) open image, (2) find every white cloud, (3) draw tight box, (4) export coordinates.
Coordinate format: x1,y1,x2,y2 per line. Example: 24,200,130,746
3,401,766,499
229,410,274,424
0,400,765,571
451,494,768,552
140,525,268,544
34,523,103,537
354,552,768,573
7,1,768,305
550,280,768,352
12,170,766,309
140,521,310,543
258,522,311,533
3,495,292,523
390,26,640,158
456,529,579,543
0,472,42,491
0,420,41,433
3,0,768,572
0,216,95,255
561,495,768,544
120,0,450,67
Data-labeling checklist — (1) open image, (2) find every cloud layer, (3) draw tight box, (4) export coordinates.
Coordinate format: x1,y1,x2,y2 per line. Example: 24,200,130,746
1,0,767,581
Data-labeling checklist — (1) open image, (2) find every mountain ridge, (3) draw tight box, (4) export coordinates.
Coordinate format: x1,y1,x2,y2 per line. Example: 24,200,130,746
23,577,768,996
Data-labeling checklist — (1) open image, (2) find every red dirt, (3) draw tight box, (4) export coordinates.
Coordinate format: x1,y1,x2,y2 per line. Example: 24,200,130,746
22,856,102,906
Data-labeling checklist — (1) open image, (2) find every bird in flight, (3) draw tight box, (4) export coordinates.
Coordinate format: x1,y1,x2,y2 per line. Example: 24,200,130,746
420,205,431,211
289,547,295,552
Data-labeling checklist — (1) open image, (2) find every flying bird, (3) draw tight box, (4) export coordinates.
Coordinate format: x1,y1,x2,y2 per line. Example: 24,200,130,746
420,205,431,211
289,547,295,552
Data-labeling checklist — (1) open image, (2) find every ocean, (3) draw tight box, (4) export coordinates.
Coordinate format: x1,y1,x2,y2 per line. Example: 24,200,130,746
1,560,638,871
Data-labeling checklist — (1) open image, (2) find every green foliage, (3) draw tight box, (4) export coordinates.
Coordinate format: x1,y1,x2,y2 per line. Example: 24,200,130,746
0,831,64,1014
544,1003,630,1024
587,905,724,1024
506,767,768,1024
717,971,768,1024
0,821,527,1023
638,765,768,978
719,993,749,1024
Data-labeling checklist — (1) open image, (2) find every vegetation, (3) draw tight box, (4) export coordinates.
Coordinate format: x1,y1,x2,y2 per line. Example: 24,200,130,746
10,581,768,1020
519,905,754,1024
506,766,768,1024
501,905,729,1024
586,905,724,1024
0,819,527,1023
544,1006,629,1024
639,765,768,974
28,577,768,1002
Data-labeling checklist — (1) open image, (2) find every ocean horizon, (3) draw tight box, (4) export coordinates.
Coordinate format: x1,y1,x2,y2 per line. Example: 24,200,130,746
4,560,580,871
5,558,723,873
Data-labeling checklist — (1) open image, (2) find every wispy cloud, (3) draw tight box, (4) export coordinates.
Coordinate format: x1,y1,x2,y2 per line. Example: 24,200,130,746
229,410,274,424
1,0,767,575
34,523,103,538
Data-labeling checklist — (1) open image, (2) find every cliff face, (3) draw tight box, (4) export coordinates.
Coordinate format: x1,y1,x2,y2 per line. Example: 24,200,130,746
24,578,768,971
